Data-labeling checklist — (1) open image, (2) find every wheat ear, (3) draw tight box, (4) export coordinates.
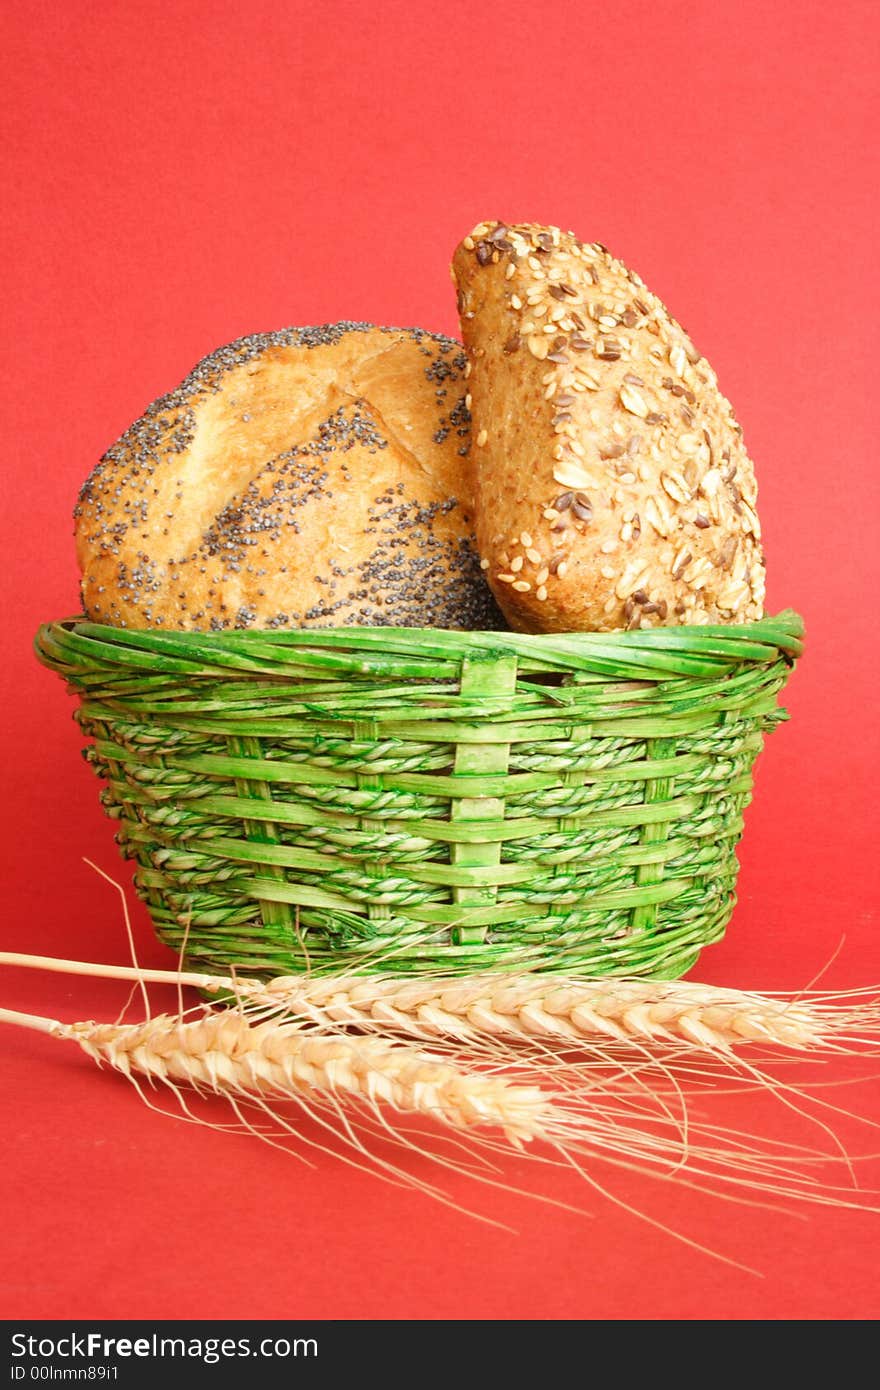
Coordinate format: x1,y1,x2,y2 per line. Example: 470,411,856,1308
4,982,880,1252
0,1004,548,1143
254,974,840,1050
5,954,875,1053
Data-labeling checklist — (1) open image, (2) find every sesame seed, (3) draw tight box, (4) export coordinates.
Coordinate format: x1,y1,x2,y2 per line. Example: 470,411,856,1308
476,429,488,447
512,579,531,592
536,585,548,601
526,547,541,564
511,555,524,572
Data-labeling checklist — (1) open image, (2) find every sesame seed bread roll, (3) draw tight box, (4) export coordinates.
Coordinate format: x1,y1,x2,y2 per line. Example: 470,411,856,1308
452,221,766,633
76,323,502,631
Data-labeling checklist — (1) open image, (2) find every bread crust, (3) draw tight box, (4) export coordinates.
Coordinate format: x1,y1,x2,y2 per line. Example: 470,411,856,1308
452,221,765,633
75,323,502,631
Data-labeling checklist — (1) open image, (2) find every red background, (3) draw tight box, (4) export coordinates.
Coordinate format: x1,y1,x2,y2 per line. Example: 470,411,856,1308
2,0,879,1321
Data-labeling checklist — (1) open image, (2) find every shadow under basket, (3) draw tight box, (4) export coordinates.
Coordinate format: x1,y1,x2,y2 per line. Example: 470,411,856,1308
35,612,803,981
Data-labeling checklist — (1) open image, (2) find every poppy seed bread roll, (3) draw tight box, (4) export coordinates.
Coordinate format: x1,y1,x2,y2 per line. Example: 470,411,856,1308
75,322,502,631
452,220,766,633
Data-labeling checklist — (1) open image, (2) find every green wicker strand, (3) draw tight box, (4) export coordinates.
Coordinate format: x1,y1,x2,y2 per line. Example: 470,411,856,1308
228,734,296,948
449,653,519,947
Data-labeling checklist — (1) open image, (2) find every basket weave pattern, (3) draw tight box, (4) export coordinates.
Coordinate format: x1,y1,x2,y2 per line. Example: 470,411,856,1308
35,614,802,980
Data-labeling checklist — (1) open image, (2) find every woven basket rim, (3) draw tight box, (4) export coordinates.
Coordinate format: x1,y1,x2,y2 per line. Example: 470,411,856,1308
35,610,803,683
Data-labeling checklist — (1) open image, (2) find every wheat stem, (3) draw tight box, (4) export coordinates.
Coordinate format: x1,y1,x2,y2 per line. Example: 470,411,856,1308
0,1005,65,1036
0,951,214,990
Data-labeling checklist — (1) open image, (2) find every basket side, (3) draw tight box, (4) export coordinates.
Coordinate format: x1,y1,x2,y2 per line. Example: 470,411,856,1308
35,617,801,979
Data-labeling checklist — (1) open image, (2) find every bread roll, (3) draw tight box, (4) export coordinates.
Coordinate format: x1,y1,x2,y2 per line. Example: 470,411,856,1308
76,322,502,631
452,221,766,633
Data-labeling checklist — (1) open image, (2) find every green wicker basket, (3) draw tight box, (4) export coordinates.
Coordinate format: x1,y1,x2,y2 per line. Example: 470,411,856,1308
35,612,802,981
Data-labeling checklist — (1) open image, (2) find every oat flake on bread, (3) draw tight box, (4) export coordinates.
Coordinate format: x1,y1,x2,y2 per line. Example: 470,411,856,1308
452,220,766,633
75,322,502,632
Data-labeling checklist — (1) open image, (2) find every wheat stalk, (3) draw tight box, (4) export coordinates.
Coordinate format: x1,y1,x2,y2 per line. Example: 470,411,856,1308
4,953,876,1053
4,963,879,1263
0,1003,547,1143
3,995,866,1204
